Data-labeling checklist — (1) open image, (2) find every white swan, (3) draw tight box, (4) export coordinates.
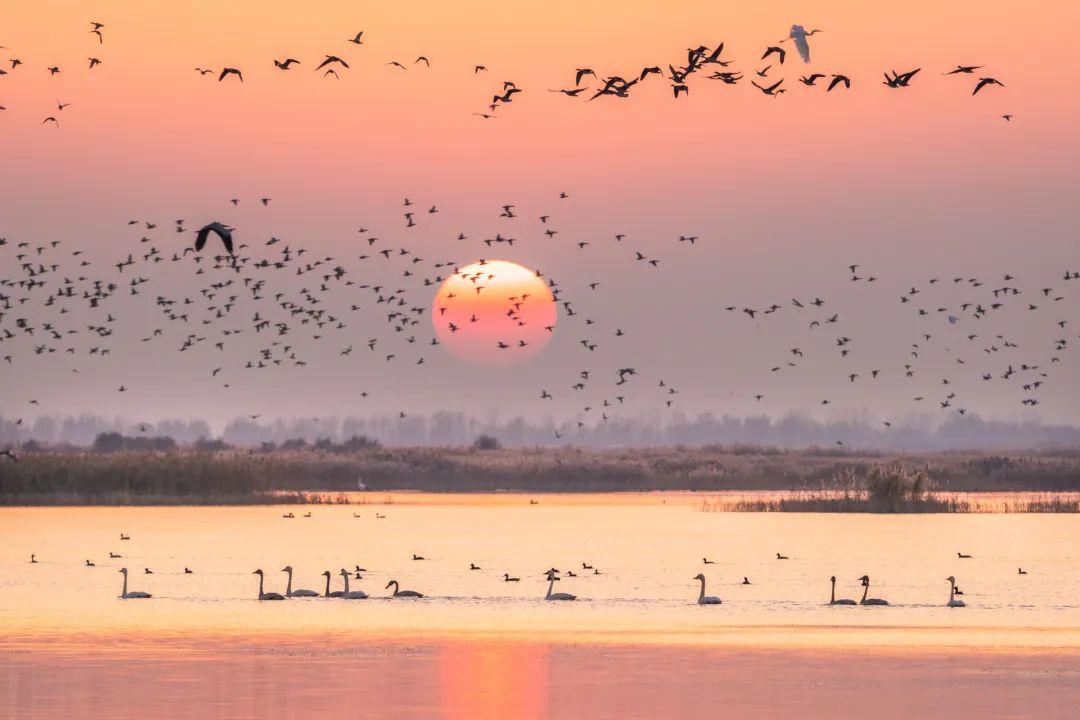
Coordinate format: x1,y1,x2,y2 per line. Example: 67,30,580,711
339,569,368,599
118,568,151,599
693,574,721,605
386,580,423,598
858,575,889,606
321,570,343,597
946,576,966,607
253,569,285,600
544,571,576,601
282,566,319,597
829,576,857,605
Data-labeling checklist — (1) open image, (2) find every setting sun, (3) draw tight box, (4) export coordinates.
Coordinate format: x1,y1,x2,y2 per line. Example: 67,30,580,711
432,260,557,367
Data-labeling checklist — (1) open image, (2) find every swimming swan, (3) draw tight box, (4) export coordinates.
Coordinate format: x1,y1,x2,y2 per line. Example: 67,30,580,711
693,574,721,605
544,571,576,601
282,566,319,597
504,573,520,582
858,575,889,606
321,570,344,597
829,576,857,605
386,580,423,598
339,569,368,599
946,576,966,607
253,569,285,600
118,568,151,599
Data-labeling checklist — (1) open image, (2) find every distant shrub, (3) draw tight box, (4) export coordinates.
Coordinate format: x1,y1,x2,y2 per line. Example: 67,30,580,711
193,437,229,452
473,435,502,451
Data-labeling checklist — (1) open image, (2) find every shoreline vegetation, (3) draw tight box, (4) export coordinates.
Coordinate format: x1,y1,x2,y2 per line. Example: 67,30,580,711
2,434,1080,510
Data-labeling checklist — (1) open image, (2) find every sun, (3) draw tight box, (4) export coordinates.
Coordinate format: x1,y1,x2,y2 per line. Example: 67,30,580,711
432,260,557,367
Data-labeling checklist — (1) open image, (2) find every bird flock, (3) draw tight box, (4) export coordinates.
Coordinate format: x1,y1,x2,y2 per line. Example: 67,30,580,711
1,21,1013,126
0,18,1064,446
28,525,1012,609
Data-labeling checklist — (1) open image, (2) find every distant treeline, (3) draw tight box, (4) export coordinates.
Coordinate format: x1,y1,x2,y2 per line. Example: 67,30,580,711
3,411,1080,451
3,442,1080,504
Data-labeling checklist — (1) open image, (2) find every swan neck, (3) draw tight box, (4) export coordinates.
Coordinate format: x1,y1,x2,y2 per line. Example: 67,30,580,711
122,572,127,597
258,573,264,597
830,578,836,604
860,582,868,603
698,576,706,601
286,569,293,596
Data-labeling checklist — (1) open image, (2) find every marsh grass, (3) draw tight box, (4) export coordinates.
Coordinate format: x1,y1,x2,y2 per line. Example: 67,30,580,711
2,445,1080,507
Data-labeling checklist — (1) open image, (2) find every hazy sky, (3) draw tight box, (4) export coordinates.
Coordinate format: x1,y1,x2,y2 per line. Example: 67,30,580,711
1,1,1078,431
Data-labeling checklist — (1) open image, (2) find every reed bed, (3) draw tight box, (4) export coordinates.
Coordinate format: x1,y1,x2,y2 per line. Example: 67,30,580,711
2,444,1080,506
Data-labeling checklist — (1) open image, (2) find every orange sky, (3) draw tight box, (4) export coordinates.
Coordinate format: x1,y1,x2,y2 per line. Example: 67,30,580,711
2,1,1079,426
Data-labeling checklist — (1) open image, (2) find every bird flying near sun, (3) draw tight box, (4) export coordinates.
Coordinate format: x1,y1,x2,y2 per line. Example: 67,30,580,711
432,260,556,367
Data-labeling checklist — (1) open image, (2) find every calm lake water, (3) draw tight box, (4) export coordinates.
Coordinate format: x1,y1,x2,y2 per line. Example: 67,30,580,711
3,495,1079,718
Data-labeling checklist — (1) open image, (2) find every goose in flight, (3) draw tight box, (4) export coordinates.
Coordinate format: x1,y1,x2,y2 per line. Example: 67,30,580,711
339,569,368,599
386,580,423,598
946,576,966,607
858,575,889,605
945,65,982,74
315,55,349,72
544,571,576,601
751,79,784,96
195,222,235,256
347,31,364,45
972,77,1004,95
218,67,243,82
321,570,344,597
118,568,151,599
693,574,722,605
253,569,285,600
274,58,300,70
827,74,850,91
829,576,857,605
761,46,786,64
282,566,319,597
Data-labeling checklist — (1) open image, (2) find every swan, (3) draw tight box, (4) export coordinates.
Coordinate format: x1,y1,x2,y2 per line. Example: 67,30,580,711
375,513,386,519
566,570,577,577
386,580,423,598
120,534,130,540
829,576,857,605
302,512,311,518
412,554,425,561
544,571,576,601
144,568,153,574
30,554,37,563
282,566,319,597
282,512,295,518
252,569,285,600
354,571,363,580
702,557,715,564
85,559,95,567
109,552,121,559
353,512,361,518
184,567,193,574
339,569,368,599
742,577,751,585
118,568,151,599
946,576,966,607
693,574,721,605
776,553,789,560
582,562,593,570
354,565,367,573
470,563,481,570
858,575,889,605
1018,568,1027,575
957,552,972,559
504,573,520,582
321,570,344,597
